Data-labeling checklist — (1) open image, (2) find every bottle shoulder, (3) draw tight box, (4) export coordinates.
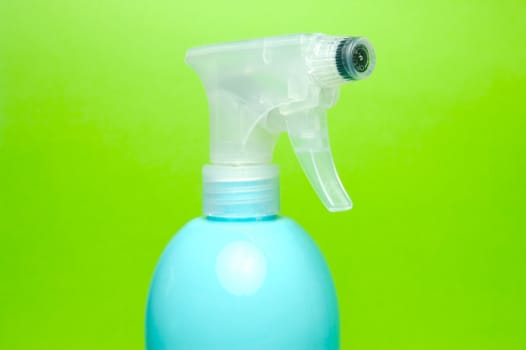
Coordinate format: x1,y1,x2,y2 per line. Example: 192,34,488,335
163,216,318,261
151,215,335,302
178,216,307,235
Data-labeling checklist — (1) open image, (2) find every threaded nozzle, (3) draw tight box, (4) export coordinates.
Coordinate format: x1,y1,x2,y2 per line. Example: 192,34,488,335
336,37,376,81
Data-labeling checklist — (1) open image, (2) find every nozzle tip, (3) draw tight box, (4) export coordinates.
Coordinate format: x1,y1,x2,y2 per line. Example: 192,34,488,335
336,37,375,81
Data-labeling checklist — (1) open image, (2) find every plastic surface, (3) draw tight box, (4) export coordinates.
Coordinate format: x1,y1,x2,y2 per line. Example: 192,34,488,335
146,216,339,349
186,34,375,212
202,164,280,218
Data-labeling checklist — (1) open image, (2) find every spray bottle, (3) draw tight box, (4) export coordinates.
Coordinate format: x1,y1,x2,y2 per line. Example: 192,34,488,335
146,33,375,349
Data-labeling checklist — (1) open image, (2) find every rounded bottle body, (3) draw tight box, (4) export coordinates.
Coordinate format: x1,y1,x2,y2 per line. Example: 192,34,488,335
146,216,339,350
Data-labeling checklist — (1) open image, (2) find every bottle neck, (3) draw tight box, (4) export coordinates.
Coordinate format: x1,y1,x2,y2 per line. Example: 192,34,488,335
202,165,280,220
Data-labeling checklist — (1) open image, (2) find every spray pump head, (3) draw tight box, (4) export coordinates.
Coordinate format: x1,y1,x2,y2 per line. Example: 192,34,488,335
186,34,375,218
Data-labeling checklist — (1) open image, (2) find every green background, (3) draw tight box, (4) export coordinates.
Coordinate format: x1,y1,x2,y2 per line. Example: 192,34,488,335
1,0,525,349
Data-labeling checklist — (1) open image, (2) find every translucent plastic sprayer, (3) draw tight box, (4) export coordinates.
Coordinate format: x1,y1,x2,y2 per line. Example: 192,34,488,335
186,34,375,215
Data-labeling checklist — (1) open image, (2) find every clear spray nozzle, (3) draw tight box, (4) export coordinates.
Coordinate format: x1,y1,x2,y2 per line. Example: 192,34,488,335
186,34,375,213
335,37,375,81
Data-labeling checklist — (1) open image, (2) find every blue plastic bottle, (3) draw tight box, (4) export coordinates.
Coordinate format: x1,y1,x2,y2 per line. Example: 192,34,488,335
146,217,339,349
146,34,376,349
